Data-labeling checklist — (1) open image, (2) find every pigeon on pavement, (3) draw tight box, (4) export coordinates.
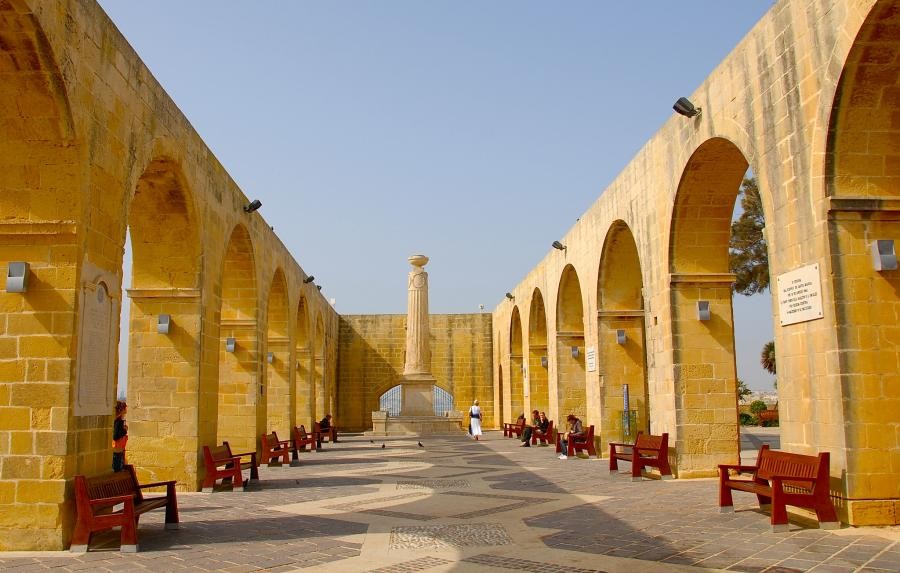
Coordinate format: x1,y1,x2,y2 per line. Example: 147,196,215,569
418,442,424,448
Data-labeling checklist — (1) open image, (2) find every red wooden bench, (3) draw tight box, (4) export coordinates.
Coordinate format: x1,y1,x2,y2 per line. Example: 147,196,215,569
609,432,672,481
530,420,554,446
292,425,317,462
313,421,337,445
261,431,291,465
71,464,179,553
719,444,839,531
201,441,259,492
503,417,526,438
556,424,596,457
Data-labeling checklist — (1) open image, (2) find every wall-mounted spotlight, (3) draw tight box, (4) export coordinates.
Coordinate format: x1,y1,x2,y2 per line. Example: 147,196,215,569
872,239,897,271
616,329,626,345
540,356,548,368
303,275,315,284
225,337,236,352
697,300,711,321
267,351,274,364
673,97,701,118
571,346,580,359
505,292,515,301
317,285,322,291
158,314,171,334
243,199,262,213
6,262,28,293
551,241,566,251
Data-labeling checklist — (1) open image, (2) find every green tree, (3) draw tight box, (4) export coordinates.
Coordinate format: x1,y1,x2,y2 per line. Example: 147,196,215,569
760,340,776,375
736,378,752,402
749,400,768,415
729,177,769,295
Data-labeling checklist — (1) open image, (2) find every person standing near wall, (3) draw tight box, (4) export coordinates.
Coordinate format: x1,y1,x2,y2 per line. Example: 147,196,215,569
469,399,483,441
112,400,128,471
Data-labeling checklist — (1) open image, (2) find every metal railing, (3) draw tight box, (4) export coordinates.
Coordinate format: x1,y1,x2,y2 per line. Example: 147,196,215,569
377,385,454,416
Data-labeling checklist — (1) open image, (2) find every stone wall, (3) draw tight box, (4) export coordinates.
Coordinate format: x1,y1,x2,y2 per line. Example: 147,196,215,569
337,314,493,432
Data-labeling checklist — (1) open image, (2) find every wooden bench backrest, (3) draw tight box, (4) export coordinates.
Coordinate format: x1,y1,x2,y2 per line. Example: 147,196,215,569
77,465,141,505
295,425,309,439
263,431,283,448
204,443,231,465
545,420,554,434
756,444,828,492
635,432,668,451
581,424,594,441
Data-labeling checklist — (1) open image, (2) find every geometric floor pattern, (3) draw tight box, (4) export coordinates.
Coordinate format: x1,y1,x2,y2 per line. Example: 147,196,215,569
0,429,897,572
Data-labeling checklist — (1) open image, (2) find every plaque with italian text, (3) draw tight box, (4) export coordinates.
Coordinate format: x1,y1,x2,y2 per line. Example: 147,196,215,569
776,264,824,326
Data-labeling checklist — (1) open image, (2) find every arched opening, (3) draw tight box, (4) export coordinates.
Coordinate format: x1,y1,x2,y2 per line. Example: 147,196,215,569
294,295,312,429
313,313,325,421
597,221,648,444
824,1,900,522
527,289,549,413
216,225,259,454
669,137,751,476
509,306,525,421
377,384,453,416
556,265,586,421
122,158,201,485
265,269,290,436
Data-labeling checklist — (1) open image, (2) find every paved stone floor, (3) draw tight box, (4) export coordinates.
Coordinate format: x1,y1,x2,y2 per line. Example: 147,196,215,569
1,430,897,572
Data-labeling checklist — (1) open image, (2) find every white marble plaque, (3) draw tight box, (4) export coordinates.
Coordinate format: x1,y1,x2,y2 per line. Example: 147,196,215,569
75,279,119,416
586,346,597,372
776,263,824,326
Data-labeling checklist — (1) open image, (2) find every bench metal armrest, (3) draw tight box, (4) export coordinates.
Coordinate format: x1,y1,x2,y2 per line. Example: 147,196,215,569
213,455,243,468
718,464,758,472
139,479,177,490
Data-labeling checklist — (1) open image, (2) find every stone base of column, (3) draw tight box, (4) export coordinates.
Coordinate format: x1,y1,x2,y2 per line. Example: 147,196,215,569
398,373,437,416
370,410,466,436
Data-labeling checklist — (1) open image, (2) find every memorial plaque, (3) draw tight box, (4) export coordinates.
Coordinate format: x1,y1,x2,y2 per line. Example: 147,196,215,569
586,346,597,372
776,263,824,326
75,280,118,416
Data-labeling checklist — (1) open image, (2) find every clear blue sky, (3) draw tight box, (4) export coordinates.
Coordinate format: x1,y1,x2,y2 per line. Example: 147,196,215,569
100,1,776,391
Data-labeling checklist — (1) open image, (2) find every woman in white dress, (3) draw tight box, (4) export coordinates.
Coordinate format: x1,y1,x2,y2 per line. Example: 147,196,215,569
469,399,483,440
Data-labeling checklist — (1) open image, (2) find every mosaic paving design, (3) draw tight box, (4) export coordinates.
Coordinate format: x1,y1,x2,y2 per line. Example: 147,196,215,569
396,479,470,489
463,554,609,573
366,556,454,572
326,491,429,512
442,490,555,519
389,523,511,549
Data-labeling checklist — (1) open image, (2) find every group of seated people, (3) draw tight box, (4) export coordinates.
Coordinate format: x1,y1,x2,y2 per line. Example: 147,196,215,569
514,411,585,460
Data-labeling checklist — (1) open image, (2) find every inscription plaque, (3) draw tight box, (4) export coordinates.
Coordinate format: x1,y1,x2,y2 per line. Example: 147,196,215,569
75,279,119,416
776,263,824,326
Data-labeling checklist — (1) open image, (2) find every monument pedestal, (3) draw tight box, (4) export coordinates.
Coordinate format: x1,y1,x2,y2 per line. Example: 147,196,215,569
370,410,466,436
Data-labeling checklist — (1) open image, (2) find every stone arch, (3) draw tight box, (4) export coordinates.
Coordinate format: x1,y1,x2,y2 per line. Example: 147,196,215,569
123,157,202,485
0,3,82,549
294,294,313,428
556,264,586,420
527,288,549,413
265,269,290,436
824,1,900,519
669,137,749,476
313,312,325,420
216,224,259,453
597,220,648,444
509,306,525,421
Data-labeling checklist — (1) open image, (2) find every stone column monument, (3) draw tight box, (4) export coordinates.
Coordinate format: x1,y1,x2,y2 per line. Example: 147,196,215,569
399,254,437,415
370,254,464,436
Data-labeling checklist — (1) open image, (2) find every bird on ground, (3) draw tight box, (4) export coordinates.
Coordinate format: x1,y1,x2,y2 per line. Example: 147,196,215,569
418,442,424,448
369,440,374,443
381,443,385,449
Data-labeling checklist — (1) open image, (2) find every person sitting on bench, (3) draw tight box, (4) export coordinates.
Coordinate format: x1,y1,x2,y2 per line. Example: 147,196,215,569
520,410,545,447
558,414,584,460
319,414,338,443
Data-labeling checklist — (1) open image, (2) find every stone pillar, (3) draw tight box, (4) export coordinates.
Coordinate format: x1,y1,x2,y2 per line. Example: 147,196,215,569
400,254,437,416
404,254,431,375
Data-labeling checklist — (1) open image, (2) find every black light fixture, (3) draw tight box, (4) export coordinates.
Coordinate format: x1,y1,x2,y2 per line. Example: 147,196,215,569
303,275,315,284
243,199,262,213
673,97,701,118
317,285,322,291
552,241,566,251
505,292,514,301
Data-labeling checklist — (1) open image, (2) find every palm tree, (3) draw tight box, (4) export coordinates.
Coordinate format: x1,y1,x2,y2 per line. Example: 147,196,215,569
760,340,776,375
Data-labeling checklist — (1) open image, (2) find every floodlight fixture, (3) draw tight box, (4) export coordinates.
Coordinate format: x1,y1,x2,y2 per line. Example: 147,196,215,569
673,97,701,118
243,199,262,213
551,241,566,251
